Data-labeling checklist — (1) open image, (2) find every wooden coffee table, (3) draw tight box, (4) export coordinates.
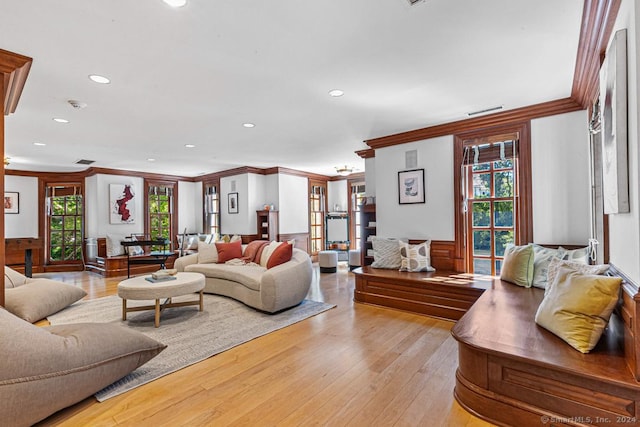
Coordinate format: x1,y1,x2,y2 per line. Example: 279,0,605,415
117,272,205,327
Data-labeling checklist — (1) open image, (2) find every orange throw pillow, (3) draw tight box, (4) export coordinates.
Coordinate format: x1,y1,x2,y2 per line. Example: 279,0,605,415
243,240,270,263
267,242,293,269
215,240,243,263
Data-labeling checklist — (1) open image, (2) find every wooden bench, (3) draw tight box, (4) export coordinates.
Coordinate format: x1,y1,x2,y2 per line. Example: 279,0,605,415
451,272,640,426
352,267,492,321
84,238,176,278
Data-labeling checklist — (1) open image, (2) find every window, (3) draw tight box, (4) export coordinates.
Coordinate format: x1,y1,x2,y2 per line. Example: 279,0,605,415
309,180,327,255
145,181,177,249
454,123,532,275
349,181,366,250
46,184,83,264
204,182,220,240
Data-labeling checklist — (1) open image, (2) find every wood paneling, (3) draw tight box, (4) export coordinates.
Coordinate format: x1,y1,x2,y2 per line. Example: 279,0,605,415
5,238,44,274
572,0,623,107
279,232,310,253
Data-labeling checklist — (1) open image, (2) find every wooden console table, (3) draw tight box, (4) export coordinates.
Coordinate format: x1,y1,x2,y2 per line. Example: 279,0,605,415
5,238,43,277
121,239,172,278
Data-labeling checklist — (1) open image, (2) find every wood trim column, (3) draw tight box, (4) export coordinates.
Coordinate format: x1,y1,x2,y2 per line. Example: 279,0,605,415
0,49,32,307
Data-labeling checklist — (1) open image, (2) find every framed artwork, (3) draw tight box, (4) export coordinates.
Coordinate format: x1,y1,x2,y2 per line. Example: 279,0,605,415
398,169,425,204
228,192,239,214
4,192,19,214
110,184,136,224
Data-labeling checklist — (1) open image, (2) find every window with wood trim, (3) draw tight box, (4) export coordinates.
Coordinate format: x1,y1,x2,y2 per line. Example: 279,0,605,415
349,181,366,250
145,181,177,249
309,180,327,255
454,123,533,274
46,183,83,264
204,182,220,240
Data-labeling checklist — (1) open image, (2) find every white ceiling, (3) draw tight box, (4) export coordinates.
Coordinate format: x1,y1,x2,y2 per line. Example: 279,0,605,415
2,0,584,177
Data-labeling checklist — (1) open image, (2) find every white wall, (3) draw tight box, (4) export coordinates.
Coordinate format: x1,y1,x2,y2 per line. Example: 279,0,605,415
328,180,348,212
365,157,376,197
607,0,640,282
4,175,38,238
278,173,308,234
178,181,202,234
375,136,455,240
220,173,251,234
531,110,591,244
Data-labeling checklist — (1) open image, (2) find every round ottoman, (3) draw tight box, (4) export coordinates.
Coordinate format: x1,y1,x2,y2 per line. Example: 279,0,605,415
318,250,338,273
348,249,361,271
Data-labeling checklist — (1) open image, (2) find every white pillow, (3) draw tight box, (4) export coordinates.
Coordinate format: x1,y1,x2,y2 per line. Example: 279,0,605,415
105,234,126,257
560,246,590,264
531,245,565,289
371,237,402,269
197,241,218,264
398,240,435,272
4,266,27,288
260,241,282,267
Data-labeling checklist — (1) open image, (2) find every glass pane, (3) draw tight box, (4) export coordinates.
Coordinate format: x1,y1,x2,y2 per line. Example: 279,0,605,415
64,246,75,260
64,217,75,230
51,217,63,230
494,201,514,227
495,259,503,275
151,216,159,229
494,230,514,257
52,198,65,215
50,231,62,245
50,246,62,261
473,258,492,275
472,202,491,227
76,217,82,229
473,173,491,199
493,159,513,170
159,200,169,212
472,163,490,172
64,231,75,245
65,198,77,215
473,230,491,256
494,171,514,197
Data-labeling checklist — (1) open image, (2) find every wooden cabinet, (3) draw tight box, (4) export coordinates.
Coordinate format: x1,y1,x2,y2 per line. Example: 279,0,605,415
257,210,279,241
359,204,376,266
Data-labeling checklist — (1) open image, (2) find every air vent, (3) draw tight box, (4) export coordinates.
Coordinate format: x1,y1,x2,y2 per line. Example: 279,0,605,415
467,105,504,116
76,159,95,165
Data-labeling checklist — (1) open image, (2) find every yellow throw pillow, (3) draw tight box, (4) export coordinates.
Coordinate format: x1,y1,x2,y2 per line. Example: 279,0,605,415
534,267,622,353
500,244,534,287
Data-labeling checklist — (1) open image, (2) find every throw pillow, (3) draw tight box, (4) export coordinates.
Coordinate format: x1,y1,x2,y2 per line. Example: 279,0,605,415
4,266,27,288
5,279,87,323
371,237,402,269
216,240,243,263
535,267,622,353
243,240,270,263
500,244,534,287
105,234,126,257
267,242,293,269
260,241,282,267
197,241,218,263
531,245,565,289
0,307,166,427
560,246,590,264
128,235,145,256
398,240,435,272
545,258,609,296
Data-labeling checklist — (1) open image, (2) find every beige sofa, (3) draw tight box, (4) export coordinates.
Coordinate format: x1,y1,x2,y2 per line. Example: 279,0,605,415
174,247,313,313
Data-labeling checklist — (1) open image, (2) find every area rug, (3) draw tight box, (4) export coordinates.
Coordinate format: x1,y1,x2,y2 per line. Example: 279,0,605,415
47,294,335,401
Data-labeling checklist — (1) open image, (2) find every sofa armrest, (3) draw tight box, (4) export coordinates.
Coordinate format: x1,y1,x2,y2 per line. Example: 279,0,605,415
174,253,199,272
260,250,313,312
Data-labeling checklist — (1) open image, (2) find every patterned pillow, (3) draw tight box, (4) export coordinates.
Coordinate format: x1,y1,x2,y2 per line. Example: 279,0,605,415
560,246,590,264
371,237,402,269
531,245,565,289
545,258,609,296
399,240,435,272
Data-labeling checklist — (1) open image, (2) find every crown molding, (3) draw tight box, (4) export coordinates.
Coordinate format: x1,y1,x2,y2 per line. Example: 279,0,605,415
355,148,375,159
0,49,32,115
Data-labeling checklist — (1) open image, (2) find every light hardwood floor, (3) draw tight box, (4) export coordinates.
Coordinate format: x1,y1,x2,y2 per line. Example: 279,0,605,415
34,264,493,426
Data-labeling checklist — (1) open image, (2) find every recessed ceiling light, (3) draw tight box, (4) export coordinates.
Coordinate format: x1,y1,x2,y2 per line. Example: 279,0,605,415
185,144,196,148
88,74,110,84
163,0,187,7
33,142,46,146
328,89,344,97
147,158,156,162
243,123,255,128
53,118,69,123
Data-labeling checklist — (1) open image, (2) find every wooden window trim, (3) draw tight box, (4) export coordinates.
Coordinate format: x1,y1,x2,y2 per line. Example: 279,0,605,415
453,122,533,272
144,180,178,249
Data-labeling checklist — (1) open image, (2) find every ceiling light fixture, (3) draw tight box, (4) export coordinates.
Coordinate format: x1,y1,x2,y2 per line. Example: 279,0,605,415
335,165,354,176
163,0,187,7
34,142,46,146
147,158,156,162
185,144,196,148
328,89,344,97
243,123,255,128
53,118,69,123
88,74,110,84
467,105,503,116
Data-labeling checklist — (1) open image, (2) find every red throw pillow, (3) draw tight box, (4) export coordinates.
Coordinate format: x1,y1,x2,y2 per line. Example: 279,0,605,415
215,240,243,263
243,240,270,263
267,242,293,269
